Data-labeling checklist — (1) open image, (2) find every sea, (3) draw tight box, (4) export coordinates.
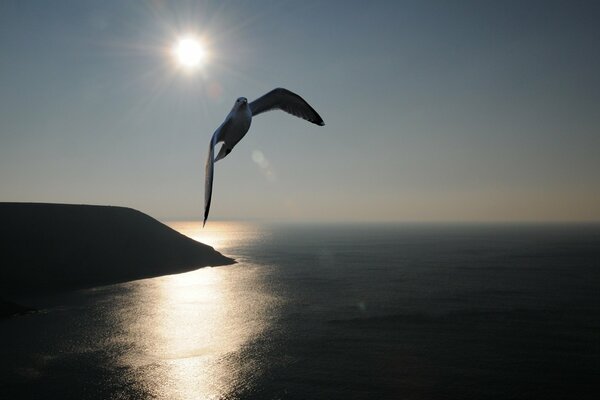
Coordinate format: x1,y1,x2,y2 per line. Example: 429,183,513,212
1,222,599,399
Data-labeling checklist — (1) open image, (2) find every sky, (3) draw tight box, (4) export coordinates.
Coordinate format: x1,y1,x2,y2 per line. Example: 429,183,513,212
1,0,599,222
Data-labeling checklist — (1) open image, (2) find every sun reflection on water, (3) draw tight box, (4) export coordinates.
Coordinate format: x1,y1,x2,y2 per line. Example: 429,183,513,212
167,221,267,258
113,221,278,399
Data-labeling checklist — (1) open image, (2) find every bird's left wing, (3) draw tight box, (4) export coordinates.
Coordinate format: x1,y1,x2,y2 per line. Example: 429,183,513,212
249,88,325,126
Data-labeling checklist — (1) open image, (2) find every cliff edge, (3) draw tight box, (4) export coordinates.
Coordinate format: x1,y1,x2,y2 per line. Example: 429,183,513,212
0,202,234,297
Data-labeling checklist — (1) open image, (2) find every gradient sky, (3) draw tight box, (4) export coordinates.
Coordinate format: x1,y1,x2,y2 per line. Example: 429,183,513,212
1,0,599,222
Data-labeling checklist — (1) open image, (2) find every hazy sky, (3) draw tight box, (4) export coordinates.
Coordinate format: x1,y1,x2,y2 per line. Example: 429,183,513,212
1,0,599,222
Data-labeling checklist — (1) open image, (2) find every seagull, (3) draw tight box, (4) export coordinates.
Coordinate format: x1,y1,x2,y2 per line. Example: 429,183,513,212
203,88,325,226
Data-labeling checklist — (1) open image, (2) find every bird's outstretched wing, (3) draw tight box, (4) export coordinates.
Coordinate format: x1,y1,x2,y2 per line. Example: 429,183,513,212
249,88,325,126
204,121,228,226
204,133,216,227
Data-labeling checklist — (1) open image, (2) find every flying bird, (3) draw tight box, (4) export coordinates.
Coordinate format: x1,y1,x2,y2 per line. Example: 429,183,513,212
204,88,325,226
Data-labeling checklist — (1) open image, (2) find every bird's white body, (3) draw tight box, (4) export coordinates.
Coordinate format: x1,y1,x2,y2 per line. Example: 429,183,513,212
214,100,252,162
203,88,324,226
226,103,252,144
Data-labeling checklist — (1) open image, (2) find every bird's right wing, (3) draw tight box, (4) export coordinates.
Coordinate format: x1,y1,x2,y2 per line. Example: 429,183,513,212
249,88,325,126
203,119,228,226
204,117,234,226
204,133,217,227
202,144,215,227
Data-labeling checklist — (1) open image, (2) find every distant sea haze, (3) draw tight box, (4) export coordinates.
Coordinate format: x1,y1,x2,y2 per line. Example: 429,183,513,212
1,222,599,399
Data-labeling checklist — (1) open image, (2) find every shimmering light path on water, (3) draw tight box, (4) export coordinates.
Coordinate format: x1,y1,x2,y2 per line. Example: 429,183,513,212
113,222,279,398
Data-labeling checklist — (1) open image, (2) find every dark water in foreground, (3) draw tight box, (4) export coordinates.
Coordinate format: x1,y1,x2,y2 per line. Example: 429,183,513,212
1,223,599,399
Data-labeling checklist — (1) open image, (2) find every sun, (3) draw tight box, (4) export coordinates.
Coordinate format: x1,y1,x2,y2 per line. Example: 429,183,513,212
172,36,206,70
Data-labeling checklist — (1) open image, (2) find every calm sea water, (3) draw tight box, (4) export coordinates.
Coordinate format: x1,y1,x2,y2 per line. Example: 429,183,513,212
1,222,599,399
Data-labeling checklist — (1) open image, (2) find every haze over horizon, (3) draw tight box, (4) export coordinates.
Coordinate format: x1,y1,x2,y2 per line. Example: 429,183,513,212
1,1,599,222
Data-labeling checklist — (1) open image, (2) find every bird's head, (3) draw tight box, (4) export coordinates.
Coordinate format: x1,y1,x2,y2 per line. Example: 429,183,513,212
234,97,248,109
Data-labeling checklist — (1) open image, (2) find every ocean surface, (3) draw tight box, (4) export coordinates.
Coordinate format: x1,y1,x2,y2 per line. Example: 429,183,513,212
1,222,599,399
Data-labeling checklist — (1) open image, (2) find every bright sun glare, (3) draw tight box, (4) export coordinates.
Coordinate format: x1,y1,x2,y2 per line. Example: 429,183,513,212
173,36,206,70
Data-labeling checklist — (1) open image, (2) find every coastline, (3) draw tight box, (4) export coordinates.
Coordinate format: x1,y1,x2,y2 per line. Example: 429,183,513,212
0,202,234,316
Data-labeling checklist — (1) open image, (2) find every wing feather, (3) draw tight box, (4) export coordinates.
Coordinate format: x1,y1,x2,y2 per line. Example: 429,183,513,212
203,131,219,226
203,117,235,226
249,88,325,126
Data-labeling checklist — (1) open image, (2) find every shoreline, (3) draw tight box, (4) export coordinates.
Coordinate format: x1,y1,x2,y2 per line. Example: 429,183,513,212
0,202,234,316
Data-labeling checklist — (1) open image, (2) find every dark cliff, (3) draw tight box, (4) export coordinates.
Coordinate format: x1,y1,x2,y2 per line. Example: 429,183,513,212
0,202,233,296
